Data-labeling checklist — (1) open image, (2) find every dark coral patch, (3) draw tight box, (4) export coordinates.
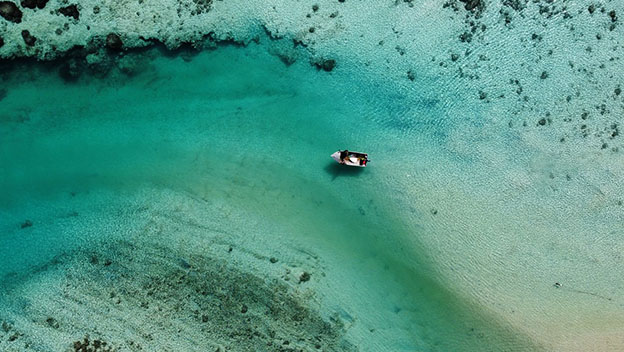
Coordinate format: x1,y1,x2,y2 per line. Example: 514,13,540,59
59,58,84,82
20,0,34,8
460,0,482,12
59,4,79,20
21,30,36,46
21,0,48,9
105,33,123,50
0,1,22,23
313,58,336,72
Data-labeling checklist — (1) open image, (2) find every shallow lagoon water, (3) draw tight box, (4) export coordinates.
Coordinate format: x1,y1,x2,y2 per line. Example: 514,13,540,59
0,43,538,350
1,7,623,349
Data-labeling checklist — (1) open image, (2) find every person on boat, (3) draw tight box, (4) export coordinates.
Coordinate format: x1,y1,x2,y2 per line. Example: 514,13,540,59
340,150,350,164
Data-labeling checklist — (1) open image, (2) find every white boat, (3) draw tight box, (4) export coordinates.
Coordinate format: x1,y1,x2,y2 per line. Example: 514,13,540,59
331,150,369,167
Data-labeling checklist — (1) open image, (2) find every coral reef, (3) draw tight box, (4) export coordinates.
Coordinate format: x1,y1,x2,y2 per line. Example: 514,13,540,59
0,239,355,351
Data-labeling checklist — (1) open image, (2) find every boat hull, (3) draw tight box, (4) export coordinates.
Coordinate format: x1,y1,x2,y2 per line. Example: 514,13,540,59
331,151,368,167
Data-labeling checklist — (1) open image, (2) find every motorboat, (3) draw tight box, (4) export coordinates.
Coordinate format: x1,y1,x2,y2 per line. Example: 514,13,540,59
331,150,369,167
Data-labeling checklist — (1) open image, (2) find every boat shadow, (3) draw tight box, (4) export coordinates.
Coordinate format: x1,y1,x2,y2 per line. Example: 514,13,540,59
324,162,366,181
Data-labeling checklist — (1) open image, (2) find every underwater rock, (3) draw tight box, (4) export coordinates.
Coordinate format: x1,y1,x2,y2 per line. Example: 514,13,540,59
459,32,472,43
278,54,295,66
73,336,114,352
460,0,481,11
85,50,114,77
321,59,336,72
21,30,36,46
178,258,191,269
177,47,199,63
502,0,524,11
192,0,212,14
59,4,79,20
20,0,34,8
313,58,336,72
0,36,4,48
299,271,311,283
0,1,22,23
1,321,11,332
45,317,60,329
59,58,82,81
106,33,123,50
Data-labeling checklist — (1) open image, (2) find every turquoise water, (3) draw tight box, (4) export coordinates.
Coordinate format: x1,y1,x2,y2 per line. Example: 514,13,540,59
1,3,624,349
0,43,536,350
